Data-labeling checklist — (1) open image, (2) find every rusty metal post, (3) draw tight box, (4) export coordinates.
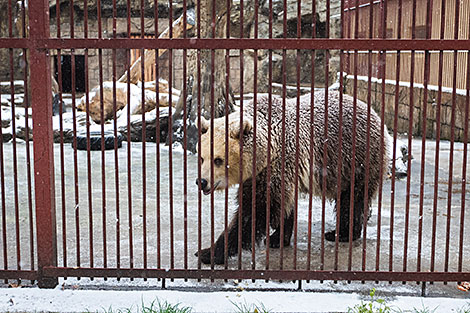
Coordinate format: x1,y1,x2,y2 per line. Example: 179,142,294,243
29,0,58,288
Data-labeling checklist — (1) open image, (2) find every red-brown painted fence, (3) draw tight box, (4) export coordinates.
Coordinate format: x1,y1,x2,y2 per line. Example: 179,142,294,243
0,0,469,291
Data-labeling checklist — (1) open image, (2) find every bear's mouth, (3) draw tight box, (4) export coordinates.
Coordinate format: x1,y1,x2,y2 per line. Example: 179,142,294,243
203,181,221,195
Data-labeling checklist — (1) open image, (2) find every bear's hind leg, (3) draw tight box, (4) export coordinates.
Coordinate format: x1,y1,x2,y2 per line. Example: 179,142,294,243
268,209,294,248
325,188,365,242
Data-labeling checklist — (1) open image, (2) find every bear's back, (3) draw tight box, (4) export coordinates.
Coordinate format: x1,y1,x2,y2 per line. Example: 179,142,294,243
244,91,388,199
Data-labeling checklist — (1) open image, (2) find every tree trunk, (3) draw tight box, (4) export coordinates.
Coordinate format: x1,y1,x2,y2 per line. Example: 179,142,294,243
0,2,22,82
171,0,235,153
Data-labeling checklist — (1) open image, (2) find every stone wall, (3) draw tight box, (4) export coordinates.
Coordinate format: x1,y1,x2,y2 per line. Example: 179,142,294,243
344,75,469,142
47,0,343,94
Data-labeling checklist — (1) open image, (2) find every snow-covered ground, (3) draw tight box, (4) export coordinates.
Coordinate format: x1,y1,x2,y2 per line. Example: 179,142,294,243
0,283,469,313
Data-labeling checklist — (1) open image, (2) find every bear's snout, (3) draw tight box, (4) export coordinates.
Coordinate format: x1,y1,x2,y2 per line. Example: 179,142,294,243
195,178,208,191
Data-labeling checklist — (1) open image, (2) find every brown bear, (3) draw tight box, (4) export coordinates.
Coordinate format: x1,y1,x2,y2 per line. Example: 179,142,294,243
196,90,390,265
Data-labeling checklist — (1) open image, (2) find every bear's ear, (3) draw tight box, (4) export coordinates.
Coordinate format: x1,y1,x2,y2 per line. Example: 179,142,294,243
229,118,253,139
200,116,210,134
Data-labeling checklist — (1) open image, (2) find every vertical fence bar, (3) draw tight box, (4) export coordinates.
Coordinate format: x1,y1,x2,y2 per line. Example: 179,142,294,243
21,0,34,275
361,0,374,273
224,0,231,271
83,0,94,272
334,0,343,273
0,47,7,283
431,0,446,273
112,0,120,274
458,27,470,274
321,0,330,273
307,0,316,274
126,0,134,272
96,0,107,273
9,1,21,279
154,0,161,272
376,0,388,273
70,0,81,271
7,0,20,281
417,0,433,273
292,0,301,273
168,0,175,274
140,0,148,273
29,0,58,289
279,0,287,272
182,0,188,276
0,75,5,280
265,0,273,275
57,50,67,271
210,0,216,270
196,0,202,273
389,0,403,276
348,0,359,273
238,0,245,271
445,0,461,277
403,0,417,275
55,0,66,271
251,0,259,275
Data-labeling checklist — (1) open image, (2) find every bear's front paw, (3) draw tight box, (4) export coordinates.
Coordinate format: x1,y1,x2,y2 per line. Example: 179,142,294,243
325,230,360,242
195,247,225,265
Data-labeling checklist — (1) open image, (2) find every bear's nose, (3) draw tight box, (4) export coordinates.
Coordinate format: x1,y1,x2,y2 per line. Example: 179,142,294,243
195,178,208,190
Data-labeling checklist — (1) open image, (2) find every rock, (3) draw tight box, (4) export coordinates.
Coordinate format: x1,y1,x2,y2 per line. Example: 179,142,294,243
14,117,33,141
118,107,170,143
1,107,11,128
0,81,25,95
1,93,24,107
1,127,12,143
49,0,156,18
52,111,88,143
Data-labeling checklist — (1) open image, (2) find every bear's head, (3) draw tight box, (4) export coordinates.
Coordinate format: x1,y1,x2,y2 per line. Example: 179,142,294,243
196,111,254,195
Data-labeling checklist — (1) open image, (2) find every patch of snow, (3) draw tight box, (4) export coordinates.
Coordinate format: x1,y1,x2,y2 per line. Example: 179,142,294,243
0,80,24,87
1,107,11,124
0,286,468,313
1,126,12,137
1,94,24,105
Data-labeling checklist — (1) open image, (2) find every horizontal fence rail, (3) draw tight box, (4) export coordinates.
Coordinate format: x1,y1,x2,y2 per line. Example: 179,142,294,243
1,38,470,50
0,0,469,292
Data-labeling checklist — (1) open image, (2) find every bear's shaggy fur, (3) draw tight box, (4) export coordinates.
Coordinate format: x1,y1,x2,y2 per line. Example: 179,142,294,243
196,90,390,265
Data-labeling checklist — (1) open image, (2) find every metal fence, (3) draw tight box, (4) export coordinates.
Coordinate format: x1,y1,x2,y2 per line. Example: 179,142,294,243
0,0,469,290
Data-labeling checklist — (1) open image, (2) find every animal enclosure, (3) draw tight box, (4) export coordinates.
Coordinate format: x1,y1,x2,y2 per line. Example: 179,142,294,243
0,0,469,293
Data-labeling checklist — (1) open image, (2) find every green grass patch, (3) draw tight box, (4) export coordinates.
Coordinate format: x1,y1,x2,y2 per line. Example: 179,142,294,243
347,288,395,313
457,304,470,313
94,299,192,313
347,289,443,313
230,300,272,313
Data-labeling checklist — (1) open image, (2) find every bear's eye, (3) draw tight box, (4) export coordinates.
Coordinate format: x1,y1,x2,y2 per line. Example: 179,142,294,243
214,157,224,167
